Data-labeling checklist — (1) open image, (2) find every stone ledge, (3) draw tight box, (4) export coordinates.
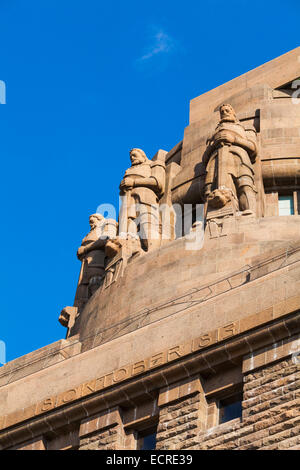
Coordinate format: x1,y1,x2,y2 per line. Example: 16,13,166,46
0,336,81,387
0,311,299,448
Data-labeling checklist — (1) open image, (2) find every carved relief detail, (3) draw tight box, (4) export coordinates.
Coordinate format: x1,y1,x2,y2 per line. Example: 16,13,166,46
203,104,258,225
59,214,117,331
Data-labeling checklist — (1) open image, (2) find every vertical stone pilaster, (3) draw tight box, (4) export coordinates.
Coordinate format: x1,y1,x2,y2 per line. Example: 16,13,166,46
78,407,127,450
206,401,219,429
156,375,207,450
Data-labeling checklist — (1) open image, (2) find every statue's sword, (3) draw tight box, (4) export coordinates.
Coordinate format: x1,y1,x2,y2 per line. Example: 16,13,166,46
217,143,230,190
73,257,86,307
118,189,130,236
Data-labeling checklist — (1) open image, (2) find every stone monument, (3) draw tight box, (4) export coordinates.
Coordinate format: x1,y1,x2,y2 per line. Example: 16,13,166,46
203,104,258,217
1,48,300,451
59,213,117,333
119,148,165,252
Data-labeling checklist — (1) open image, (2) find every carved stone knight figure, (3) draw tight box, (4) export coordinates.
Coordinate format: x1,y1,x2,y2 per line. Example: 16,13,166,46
59,214,117,332
203,104,258,216
119,148,165,251
75,213,116,308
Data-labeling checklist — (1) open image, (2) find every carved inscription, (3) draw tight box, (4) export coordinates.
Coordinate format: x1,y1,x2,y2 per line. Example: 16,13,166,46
1,320,239,430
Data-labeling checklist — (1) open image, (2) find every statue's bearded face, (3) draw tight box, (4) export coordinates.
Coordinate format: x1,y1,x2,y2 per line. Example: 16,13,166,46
220,104,236,122
130,150,145,166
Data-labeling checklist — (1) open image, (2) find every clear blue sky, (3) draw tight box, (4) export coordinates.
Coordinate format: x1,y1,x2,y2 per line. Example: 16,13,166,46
0,0,299,363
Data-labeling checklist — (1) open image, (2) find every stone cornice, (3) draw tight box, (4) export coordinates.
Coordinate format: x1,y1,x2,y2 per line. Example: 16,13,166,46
0,308,299,449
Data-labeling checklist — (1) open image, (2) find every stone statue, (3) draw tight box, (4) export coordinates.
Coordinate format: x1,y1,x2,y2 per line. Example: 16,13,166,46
119,148,165,251
74,213,117,308
203,104,258,216
59,214,117,332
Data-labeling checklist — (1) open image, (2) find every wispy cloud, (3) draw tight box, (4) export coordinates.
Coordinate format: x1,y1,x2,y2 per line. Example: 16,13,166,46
138,28,176,62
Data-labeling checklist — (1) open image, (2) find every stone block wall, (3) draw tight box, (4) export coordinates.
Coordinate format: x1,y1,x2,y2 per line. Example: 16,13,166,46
241,358,300,450
78,407,129,450
156,376,207,450
79,426,124,450
156,394,205,450
3,330,300,450
189,357,300,450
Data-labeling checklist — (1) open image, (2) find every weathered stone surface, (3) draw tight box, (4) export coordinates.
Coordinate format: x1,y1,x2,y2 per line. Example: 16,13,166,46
1,47,300,451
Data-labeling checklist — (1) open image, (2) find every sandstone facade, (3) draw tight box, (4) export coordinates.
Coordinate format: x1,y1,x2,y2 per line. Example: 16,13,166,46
1,47,300,450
